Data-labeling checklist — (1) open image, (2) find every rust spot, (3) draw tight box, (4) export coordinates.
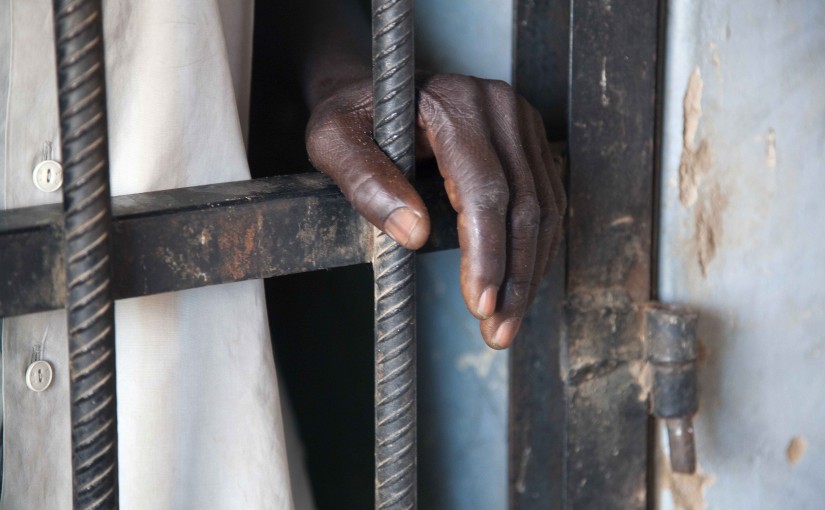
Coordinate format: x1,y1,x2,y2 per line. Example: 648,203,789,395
696,339,708,364
217,213,261,281
624,252,650,302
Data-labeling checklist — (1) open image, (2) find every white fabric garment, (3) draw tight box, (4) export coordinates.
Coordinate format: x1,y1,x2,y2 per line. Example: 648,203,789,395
1,1,297,508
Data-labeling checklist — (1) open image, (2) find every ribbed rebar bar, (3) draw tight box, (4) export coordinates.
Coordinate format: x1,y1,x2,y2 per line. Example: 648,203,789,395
372,0,416,508
52,1,119,508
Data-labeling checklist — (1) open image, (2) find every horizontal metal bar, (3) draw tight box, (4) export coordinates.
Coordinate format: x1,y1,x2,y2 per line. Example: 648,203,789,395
0,172,457,319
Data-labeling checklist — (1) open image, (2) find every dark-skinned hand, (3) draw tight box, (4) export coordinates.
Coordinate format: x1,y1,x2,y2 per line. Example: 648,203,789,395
306,73,565,350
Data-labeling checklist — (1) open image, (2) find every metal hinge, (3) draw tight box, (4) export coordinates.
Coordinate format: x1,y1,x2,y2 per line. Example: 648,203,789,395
644,303,699,474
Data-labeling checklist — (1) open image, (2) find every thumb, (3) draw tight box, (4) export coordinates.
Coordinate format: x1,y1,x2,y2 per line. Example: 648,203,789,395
306,108,430,249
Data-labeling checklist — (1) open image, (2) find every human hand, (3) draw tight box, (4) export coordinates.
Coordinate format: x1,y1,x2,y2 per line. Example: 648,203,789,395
306,73,565,349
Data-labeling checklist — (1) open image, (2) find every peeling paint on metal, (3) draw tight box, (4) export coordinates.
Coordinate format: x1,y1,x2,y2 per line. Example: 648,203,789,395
600,56,609,107
786,436,807,465
693,185,727,277
678,68,709,207
766,128,777,169
627,359,652,402
657,440,715,510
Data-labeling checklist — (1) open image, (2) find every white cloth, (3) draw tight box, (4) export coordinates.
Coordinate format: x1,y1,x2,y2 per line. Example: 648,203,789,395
1,1,296,508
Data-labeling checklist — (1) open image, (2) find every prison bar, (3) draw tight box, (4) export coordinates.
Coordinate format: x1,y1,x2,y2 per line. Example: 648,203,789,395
0,174,456,320
371,0,419,508
51,0,120,507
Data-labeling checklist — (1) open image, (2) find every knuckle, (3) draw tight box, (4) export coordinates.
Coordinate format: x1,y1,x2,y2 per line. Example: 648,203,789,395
538,205,557,231
486,79,513,96
538,213,563,246
518,95,544,124
427,72,477,91
306,111,346,151
348,173,383,211
511,196,541,231
418,77,485,133
421,74,479,104
467,178,510,215
485,80,518,110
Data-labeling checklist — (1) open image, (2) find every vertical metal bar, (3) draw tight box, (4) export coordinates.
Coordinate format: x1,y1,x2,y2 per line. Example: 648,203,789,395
372,0,417,508
51,1,119,508
563,0,660,507
509,1,570,508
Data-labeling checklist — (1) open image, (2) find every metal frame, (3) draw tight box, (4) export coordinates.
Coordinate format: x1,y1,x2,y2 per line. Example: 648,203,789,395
508,1,569,507
52,1,119,507
0,0,666,508
509,0,663,508
563,0,661,507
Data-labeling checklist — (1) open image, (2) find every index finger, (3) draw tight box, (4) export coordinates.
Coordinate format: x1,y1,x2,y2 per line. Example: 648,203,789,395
417,76,509,323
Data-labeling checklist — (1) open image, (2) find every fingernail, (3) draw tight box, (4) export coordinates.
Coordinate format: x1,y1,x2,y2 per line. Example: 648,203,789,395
492,318,522,349
384,207,421,247
477,286,498,319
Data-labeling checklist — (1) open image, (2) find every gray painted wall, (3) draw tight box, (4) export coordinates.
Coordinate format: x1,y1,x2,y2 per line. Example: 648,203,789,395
658,1,825,508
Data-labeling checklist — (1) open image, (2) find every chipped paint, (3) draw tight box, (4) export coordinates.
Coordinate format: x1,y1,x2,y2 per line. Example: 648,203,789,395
694,185,727,277
610,215,634,227
709,42,721,69
659,0,825,507
628,359,652,401
657,438,715,510
766,128,777,169
600,56,610,107
787,436,807,465
515,447,532,494
679,68,709,207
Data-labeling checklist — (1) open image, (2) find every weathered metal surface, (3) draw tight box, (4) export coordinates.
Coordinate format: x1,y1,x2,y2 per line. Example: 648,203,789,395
645,303,699,474
513,0,569,141
564,0,661,507
509,1,569,507
372,0,418,508
0,208,66,317
0,173,457,319
508,264,565,510
657,2,825,507
52,0,120,507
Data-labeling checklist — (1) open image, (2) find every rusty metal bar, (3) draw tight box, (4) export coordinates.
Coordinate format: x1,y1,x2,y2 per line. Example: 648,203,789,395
51,0,119,507
0,174,457,320
563,0,661,507
372,0,417,508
